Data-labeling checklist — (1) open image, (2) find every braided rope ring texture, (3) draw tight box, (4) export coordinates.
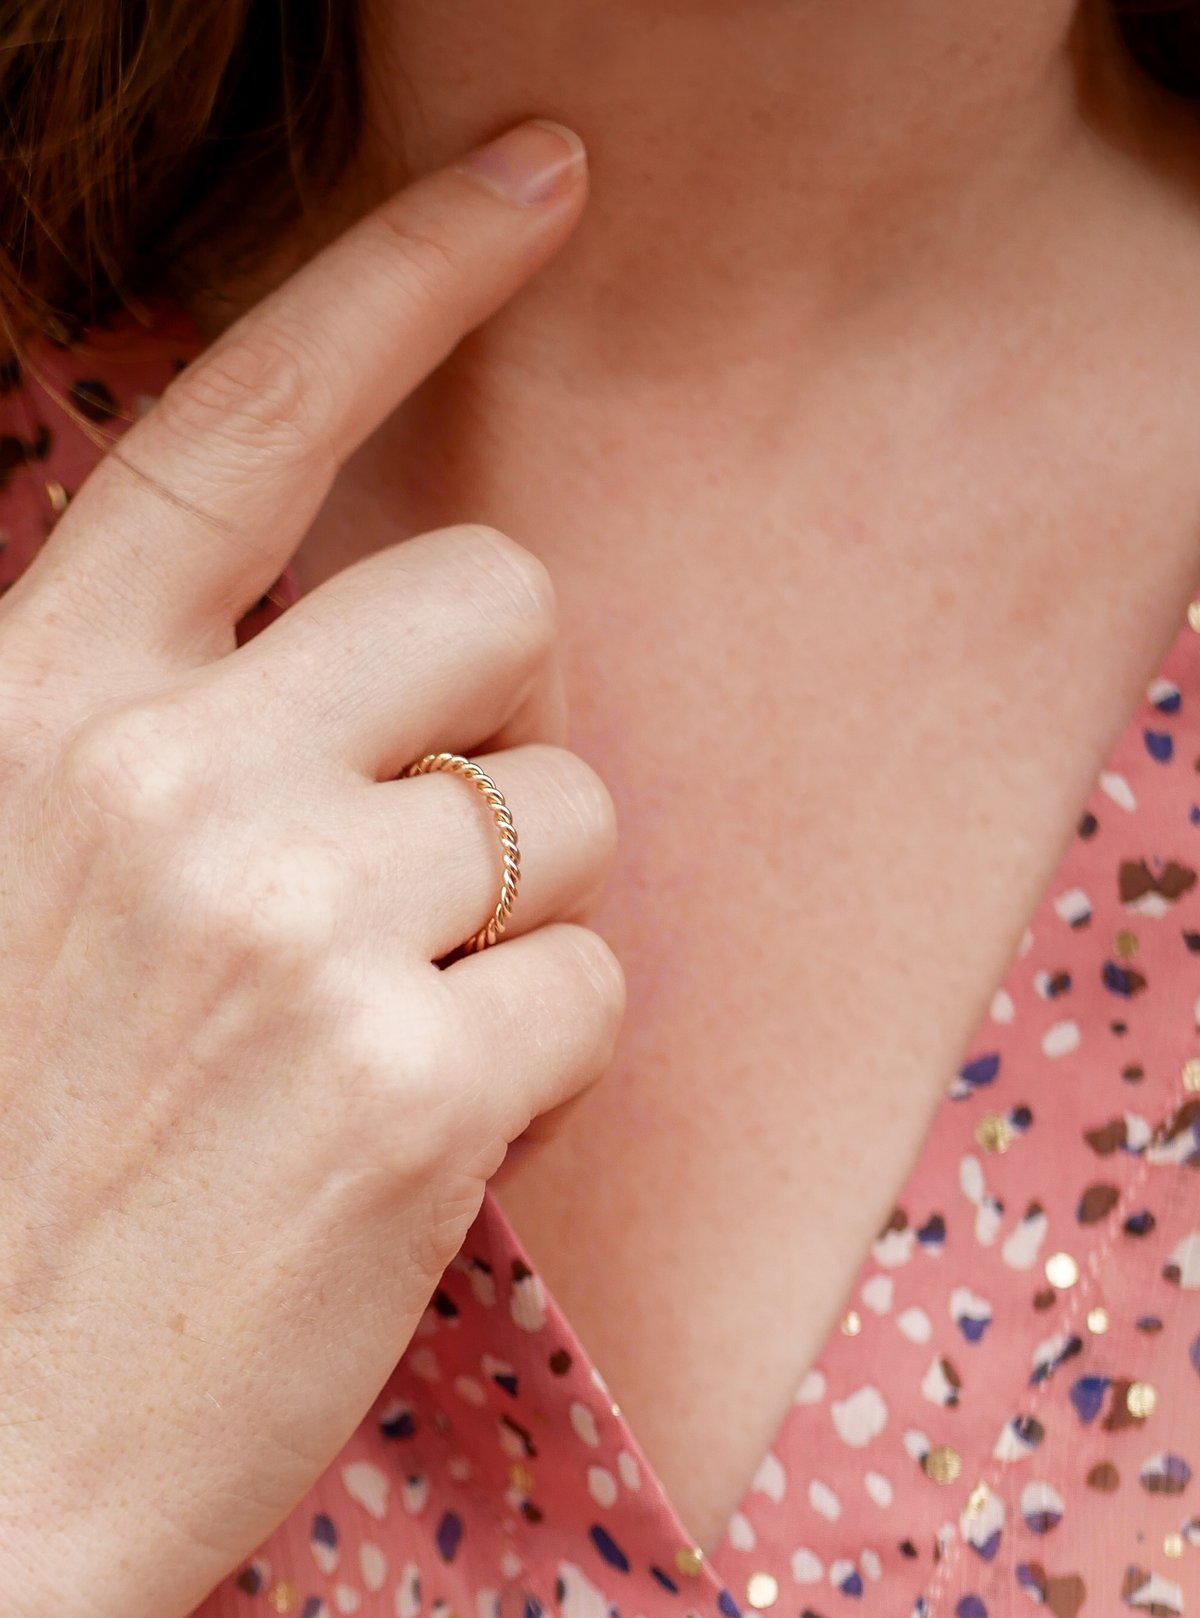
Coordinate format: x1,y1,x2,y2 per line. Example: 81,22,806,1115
399,752,522,953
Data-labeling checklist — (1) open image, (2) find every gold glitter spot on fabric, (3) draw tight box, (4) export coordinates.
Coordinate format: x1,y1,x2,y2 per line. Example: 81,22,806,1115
965,1482,989,1518
1087,1307,1111,1334
1113,929,1139,958
1127,1382,1157,1419
45,480,68,514
841,1311,862,1337
1188,600,1200,634
1182,1057,1200,1093
611,1401,622,1418
923,1445,962,1484
676,1546,705,1577
975,1113,1014,1153
746,1572,779,1609
267,1584,298,1614
509,1463,535,1492
1045,1252,1080,1289
1164,1532,1185,1559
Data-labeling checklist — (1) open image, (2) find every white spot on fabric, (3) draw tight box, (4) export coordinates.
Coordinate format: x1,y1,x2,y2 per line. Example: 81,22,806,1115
406,1348,440,1382
990,987,1015,1023
808,1479,841,1520
454,1376,486,1406
569,1401,600,1447
790,1548,822,1583
865,1471,894,1507
753,1451,787,1503
898,1307,933,1343
360,1544,387,1592
1041,1020,1080,1058
796,1369,827,1404
617,1449,641,1489
1100,771,1136,811
510,1271,547,1332
586,1466,617,1508
831,1386,888,1447
861,1274,894,1314
342,1461,390,1521
729,1511,756,1551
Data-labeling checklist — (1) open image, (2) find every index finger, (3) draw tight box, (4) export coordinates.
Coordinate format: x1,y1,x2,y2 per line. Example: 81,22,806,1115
14,119,587,654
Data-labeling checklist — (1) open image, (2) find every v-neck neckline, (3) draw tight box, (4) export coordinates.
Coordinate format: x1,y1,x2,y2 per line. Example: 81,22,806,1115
453,573,1200,1615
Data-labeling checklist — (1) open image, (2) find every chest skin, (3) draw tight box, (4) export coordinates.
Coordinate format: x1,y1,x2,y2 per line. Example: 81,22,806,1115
284,157,1200,1552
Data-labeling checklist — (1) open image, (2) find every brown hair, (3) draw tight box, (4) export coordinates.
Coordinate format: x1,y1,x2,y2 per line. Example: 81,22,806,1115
0,0,1197,359
0,0,361,357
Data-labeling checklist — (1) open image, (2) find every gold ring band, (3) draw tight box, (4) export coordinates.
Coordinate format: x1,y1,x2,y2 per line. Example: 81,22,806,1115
400,753,521,954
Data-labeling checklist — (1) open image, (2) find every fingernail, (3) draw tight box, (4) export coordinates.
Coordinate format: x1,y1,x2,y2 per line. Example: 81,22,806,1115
455,119,587,206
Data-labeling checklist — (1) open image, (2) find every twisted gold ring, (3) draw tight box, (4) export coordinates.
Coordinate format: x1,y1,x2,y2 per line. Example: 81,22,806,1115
400,753,521,954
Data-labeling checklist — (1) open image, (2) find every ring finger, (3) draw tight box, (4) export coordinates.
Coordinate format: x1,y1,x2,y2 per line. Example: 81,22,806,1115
352,742,617,960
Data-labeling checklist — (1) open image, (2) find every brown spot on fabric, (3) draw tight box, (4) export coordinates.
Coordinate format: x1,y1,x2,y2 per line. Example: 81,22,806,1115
68,378,119,422
1119,859,1197,905
1158,1099,1200,1146
1087,1462,1120,1491
548,1349,572,1376
1122,1064,1145,1083
0,357,21,394
499,1413,537,1458
1045,1573,1087,1618
1078,811,1099,838
512,1259,534,1283
1104,1381,1140,1432
881,1208,909,1237
1078,1184,1121,1224
521,1500,544,1523
1085,1119,1128,1156
1034,1288,1058,1310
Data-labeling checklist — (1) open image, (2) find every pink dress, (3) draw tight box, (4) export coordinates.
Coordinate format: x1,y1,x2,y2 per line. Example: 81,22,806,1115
2,299,1199,1618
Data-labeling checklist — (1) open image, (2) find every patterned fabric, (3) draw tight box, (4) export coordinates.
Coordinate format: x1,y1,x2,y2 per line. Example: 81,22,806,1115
2,302,1199,1618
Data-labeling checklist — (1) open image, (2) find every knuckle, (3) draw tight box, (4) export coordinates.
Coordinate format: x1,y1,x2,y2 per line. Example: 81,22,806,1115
531,745,619,860
58,702,210,829
210,840,349,965
448,524,558,642
366,209,467,312
152,327,326,463
558,923,627,1025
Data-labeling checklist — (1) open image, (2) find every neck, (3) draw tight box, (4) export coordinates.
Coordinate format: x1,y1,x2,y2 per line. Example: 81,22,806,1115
187,0,1187,381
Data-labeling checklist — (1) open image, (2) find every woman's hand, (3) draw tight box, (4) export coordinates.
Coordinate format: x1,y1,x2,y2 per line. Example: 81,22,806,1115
0,119,623,1618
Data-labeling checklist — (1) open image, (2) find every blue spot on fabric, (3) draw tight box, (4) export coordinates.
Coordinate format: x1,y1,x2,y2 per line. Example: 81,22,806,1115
1144,728,1173,762
973,1529,1003,1562
380,1406,416,1439
524,1598,543,1618
958,1313,991,1344
1191,804,1200,826
953,1053,1000,1098
589,1524,631,1573
1069,1375,1110,1423
493,1372,519,1397
1012,1105,1034,1129
1152,684,1182,714
957,1598,988,1618
301,1601,325,1618
310,1512,337,1548
1125,1210,1155,1237
917,1213,946,1248
1103,961,1141,997
718,1590,742,1618
1191,1333,1200,1374
650,1567,678,1593
836,1569,864,1597
435,1510,463,1561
